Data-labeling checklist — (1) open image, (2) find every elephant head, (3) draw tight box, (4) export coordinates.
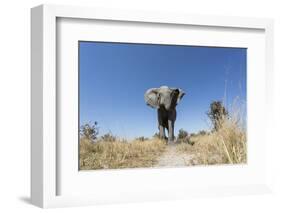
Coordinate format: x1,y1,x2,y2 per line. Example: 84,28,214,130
144,86,185,110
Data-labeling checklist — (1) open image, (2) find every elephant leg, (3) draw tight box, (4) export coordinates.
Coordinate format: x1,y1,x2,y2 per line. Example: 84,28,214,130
159,125,166,139
157,109,166,140
167,120,174,144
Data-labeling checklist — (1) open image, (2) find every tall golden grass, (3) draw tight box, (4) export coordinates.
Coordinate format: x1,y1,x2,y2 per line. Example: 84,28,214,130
80,138,166,170
177,102,247,165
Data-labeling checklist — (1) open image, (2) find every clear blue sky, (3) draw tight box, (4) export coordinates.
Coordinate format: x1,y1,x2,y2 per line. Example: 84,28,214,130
79,41,246,139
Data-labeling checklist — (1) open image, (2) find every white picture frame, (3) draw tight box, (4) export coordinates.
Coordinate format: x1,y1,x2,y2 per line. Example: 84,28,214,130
31,4,274,208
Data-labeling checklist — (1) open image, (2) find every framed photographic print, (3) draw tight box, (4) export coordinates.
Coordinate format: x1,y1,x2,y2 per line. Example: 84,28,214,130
31,4,274,208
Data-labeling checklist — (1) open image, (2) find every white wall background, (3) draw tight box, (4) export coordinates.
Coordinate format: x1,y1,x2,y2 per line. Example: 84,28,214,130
0,0,280,212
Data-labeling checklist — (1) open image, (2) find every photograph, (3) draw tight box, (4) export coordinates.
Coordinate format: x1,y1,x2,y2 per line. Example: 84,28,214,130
79,41,247,170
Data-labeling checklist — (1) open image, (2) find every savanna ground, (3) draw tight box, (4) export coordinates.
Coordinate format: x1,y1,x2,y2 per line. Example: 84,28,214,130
80,101,247,170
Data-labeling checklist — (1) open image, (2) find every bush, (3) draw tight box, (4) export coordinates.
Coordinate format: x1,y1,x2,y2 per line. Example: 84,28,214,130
177,129,192,144
190,133,196,137
80,122,99,142
178,129,188,139
135,136,149,141
198,130,207,135
100,132,117,142
207,101,228,131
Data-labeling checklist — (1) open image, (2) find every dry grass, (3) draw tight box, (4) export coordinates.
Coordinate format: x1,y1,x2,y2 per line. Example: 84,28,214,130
176,134,224,165
215,119,247,164
80,138,166,170
80,99,246,169
177,106,247,165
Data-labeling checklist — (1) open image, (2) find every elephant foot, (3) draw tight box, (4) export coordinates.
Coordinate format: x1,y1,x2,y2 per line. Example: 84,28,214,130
167,139,175,145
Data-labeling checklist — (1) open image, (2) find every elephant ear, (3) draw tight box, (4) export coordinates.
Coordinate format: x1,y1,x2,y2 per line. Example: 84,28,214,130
171,88,185,104
144,88,160,109
177,88,185,104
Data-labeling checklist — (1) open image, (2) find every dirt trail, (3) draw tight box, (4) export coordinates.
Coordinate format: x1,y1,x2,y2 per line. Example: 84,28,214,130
156,144,194,167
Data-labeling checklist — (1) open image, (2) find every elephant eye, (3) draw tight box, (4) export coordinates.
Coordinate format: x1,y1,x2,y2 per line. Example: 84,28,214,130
156,93,161,102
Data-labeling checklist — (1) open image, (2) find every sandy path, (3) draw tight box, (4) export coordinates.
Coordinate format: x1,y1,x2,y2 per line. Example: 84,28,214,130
156,144,194,167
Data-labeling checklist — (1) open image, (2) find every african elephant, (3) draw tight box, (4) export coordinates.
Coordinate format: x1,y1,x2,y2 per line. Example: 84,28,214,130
144,86,185,144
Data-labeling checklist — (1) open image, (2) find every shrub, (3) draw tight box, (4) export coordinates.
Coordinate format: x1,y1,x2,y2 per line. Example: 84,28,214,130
198,130,207,135
177,129,192,144
207,101,228,131
135,136,149,141
80,122,99,142
177,129,188,139
100,132,117,142
190,133,196,137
